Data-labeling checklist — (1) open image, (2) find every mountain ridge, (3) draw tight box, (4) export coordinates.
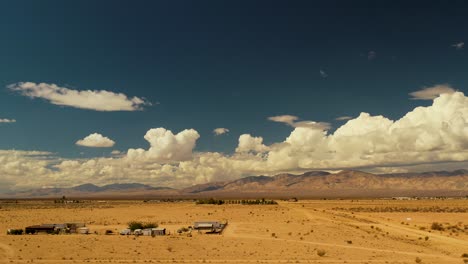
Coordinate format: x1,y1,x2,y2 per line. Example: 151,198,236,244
2,169,467,198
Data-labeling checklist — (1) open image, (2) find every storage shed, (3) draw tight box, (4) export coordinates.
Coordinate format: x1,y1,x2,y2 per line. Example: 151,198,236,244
153,227,166,236
193,221,226,233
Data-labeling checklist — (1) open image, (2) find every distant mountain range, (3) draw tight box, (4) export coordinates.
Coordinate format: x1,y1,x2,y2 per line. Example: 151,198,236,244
2,170,468,199
3,183,175,199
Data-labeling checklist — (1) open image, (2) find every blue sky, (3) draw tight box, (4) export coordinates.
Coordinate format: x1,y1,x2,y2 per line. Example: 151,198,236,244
0,1,467,190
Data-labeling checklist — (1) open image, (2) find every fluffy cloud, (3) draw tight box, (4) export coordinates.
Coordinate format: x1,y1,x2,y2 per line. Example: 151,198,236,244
268,115,330,130
235,134,269,153
368,51,376,60
8,82,150,111
213,128,229,135
0,88,467,192
0,150,55,191
76,133,116,148
0,118,16,123
409,85,456,100
266,90,468,170
127,128,200,162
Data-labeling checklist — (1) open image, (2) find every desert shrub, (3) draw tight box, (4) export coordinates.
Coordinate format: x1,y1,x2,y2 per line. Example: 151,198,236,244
462,253,468,258
142,222,158,229
128,221,158,231
177,227,190,234
196,198,224,205
431,222,444,231
415,257,422,263
105,230,113,235
346,240,352,244
317,249,326,257
128,221,144,231
424,236,429,241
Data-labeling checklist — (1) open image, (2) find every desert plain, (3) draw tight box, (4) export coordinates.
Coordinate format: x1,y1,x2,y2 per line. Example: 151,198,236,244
0,199,467,264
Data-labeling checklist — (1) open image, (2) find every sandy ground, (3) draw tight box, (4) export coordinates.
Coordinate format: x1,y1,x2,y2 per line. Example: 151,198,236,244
0,199,467,263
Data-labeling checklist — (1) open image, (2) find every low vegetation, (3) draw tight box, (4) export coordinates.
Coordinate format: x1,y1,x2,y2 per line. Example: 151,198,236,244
317,249,326,257
430,222,444,231
127,221,158,231
196,198,278,205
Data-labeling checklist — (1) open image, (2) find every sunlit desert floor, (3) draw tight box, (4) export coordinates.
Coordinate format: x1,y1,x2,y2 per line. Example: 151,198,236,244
0,199,467,263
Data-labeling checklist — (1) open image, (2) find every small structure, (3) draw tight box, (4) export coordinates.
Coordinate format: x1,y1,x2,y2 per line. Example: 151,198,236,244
153,227,166,236
120,228,131,235
134,229,143,236
65,223,86,234
25,224,65,234
193,221,226,234
142,228,153,236
77,227,90,234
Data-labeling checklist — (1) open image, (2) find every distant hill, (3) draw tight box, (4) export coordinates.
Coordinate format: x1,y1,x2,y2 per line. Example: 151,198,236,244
3,183,175,199
2,170,467,199
180,170,468,198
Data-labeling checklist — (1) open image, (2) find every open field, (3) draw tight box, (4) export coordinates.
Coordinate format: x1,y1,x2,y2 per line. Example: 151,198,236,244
0,199,467,263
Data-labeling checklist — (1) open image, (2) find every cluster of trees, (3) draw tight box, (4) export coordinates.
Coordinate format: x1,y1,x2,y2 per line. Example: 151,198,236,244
196,198,278,205
127,221,158,231
227,199,278,205
195,198,225,205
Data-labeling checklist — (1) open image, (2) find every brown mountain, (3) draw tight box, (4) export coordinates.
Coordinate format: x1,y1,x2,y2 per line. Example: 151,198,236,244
180,170,468,198
1,170,467,199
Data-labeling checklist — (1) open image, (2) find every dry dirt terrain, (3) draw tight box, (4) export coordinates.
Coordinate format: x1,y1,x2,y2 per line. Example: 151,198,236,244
0,199,467,263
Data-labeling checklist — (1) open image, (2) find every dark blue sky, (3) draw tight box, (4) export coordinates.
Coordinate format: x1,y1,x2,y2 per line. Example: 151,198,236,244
0,0,467,158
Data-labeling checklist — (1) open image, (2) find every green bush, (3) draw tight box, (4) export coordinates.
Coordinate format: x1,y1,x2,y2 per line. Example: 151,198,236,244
127,221,158,231
128,221,144,231
142,222,158,229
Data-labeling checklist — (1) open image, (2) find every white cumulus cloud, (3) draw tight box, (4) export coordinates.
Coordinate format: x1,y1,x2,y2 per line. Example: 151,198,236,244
409,85,456,100
235,134,269,153
76,133,116,148
213,128,229,135
0,88,467,193
8,82,150,111
127,128,200,162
